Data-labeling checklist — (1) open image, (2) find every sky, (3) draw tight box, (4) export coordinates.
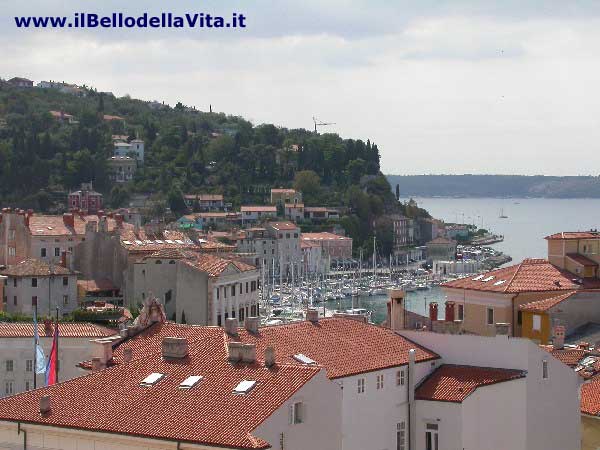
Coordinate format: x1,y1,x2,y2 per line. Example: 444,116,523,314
2,0,600,176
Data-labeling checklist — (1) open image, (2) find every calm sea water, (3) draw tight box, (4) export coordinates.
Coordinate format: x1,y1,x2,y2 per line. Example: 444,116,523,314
345,198,600,324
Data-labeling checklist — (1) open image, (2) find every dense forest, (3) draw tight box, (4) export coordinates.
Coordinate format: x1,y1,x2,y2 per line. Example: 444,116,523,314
387,174,600,198
0,80,428,254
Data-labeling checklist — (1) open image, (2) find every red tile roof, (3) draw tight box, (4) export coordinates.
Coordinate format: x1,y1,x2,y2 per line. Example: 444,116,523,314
267,222,298,231
241,206,277,212
546,232,600,241
119,229,199,253
415,364,525,403
0,322,115,338
271,189,296,194
519,291,578,313
28,214,122,236
230,318,439,379
0,259,75,277
77,278,117,292
442,259,580,293
182,254,256,277
301,232,352,242
544,347,587,367
0,330,319,449
581,379,600,415
567,254,599,267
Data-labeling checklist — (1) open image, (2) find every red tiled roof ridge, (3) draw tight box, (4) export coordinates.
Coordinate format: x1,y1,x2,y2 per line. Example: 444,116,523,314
0,322,116,338
519,291,578,313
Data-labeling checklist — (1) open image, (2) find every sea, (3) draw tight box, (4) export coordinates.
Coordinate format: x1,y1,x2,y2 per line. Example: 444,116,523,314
344,197,600,324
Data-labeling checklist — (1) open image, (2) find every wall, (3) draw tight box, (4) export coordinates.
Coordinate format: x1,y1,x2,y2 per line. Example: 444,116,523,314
3,274,78,316
521,311,551,344
548,291,600,337
175,262,209,324
415,400,462,450
255,369,342,450
582,415,600,450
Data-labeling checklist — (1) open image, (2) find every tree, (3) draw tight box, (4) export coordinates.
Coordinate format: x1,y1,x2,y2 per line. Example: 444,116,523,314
167,187,187,216
293,170,321,201
395,184,400,200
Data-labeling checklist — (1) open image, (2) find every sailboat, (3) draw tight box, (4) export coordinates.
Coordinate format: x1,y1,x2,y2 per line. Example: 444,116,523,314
499,208,508,219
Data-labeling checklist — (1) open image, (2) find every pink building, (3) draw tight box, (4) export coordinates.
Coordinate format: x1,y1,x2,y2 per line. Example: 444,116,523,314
68,182,103,214
301,232,352,260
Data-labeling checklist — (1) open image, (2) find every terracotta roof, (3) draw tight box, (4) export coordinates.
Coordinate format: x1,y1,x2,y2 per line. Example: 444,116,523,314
519,291,578,313
230,318,439,379
0,322,115,338
301,232,351,242
0,330,319,449
146,248,198,260
49,110,73,119
271,189,296,194
184,194,223,201
28,214,122,236
0,259,75,277
241,206,277,213
285,203,304,208
267,222,298,231
415,364,525,403
77,278,117,292
427,237,457,245
119,229,198,253
567,254,599,267
442,259,580,293
581,379,600,415
546,232,600,241
103,114,124,121
182,254,256,277
544,347,586,367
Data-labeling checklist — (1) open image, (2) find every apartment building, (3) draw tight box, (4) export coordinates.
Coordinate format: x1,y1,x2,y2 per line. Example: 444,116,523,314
107,156,137,183
0,322,114,398
240,206,277,224
183,193,225,211
270,188,302,205
67,182,103,214
0,259,78,316
301,232,352,260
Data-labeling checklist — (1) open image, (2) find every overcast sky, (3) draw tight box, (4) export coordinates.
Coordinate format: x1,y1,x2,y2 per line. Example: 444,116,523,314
2,0,600,175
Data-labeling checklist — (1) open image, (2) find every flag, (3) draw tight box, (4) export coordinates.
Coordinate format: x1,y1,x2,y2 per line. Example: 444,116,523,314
45,321,58,386
33,309,45,374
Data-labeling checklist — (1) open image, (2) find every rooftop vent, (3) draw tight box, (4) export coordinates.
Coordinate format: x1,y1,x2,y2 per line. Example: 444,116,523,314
228,342,244,363
264,346,276,368
306,308,319,323
225,317,239,336
293,353,316,365
241,343,257,363
123,348,133,363
244,317,260,334
39,395,51,414
233,380,257,395
140,372,165,387
162,337,189,359
179,375,204,390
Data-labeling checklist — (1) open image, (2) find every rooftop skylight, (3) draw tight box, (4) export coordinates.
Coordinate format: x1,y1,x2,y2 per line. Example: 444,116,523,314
493,280,507,286
293,354,316,365
472,275,484,281
179,375,204,390
233,380,257,395
482,276,495,282
140,372,165,387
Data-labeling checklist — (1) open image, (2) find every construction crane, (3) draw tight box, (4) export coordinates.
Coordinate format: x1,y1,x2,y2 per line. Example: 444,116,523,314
312,116,336,133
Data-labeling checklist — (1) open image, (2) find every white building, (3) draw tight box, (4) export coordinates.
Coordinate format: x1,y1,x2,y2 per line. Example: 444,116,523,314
0,322,115,397
1,259,78,316
240,205,277,224
113,139,144,163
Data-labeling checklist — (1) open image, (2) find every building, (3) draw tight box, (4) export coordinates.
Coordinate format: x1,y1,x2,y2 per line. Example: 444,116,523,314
183,193,225,211
270,188,302,205
546,231,600,280
0,259,78,316
7,77,33,88
301,240,324,274
284,203,304,222
0,209,122,267
131,249,260,325
240,206,277,225
303,207,340,221
442,258,581,337
113,139,144,163
389,214,414,251
236,222,302,279
581,379,600,450
0,322,341,450
107,156,137,183
301,232,352,260
0,322,114,397
48,110,77,124
426,237,457,263
68,182,103,214
432,259,482,275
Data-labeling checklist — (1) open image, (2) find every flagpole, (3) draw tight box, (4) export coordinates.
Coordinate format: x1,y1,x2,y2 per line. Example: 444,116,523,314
55,307,59,384
33,302,38,389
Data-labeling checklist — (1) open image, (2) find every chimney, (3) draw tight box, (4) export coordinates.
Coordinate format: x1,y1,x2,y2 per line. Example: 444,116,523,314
62,213,75,228
39,395,51,414
123,348,133,363
244,317,260,334
91,357,103,372
264,346,276,367
228,341,243,363
241,343,257,363
495,323,511,336
92,338,114,366
429,302,438,322
225,317,239,336
161,337,189,359
306,308,319,323
388,290,405,331
445,301,455,322
115,213,124,227
553,325,565,350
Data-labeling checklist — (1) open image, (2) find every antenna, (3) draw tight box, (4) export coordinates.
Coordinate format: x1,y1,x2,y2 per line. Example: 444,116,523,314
312,116,336,133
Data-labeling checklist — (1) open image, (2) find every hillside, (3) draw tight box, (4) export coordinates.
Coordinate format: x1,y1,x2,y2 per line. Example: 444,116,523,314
386,175,600,198
0,79,427,254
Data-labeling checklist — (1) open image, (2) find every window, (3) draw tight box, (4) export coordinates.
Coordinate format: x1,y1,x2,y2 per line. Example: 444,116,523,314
31,278,37,287
63,295,69,306
41,248,47,258
290,402,303,424
25,380,31,391
8,229,15,240
458,304,464,321
376,374,384,390
426,423,439,450
487,308,494,325
246,282,249,293
32,296,37,306
63,277,68,286
26,360,33,372
224,287,228,299
6,360,13,372
13,278,16,287
232,285,236,296
397,370,405,386
54,247,60,257
397,422,406,450
155,260,162,264
542,360,549,379
216,288,220,300
357,378,365,394
13,296,17,306
4,381,13,395
8,247,15,256
532,314,541,331
517,311,523,325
